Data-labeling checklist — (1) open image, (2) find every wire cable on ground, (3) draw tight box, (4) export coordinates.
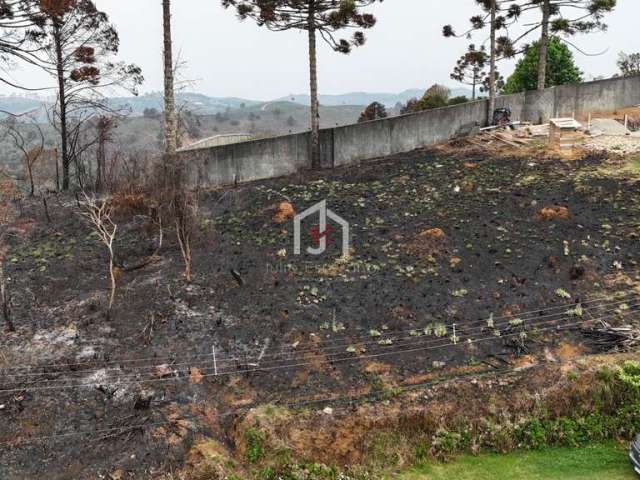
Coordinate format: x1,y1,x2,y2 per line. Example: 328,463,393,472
1,297,636,388
0,308,635,394
1,292,636,385
2,289,634,373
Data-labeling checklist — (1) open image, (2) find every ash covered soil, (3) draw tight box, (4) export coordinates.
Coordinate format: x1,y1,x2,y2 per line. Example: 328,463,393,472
1,146,639,478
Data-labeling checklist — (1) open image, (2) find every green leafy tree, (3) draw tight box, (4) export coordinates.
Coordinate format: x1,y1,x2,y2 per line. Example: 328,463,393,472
358,101,387,123
503,37,582,94
448,96,469,106
502,0,616,90
617,52,640,77
221,0,380,169
400,98,418,115
411,84,450,113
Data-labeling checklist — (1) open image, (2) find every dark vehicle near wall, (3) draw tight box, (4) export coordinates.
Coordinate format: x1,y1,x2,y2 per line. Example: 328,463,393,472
630,434,640,475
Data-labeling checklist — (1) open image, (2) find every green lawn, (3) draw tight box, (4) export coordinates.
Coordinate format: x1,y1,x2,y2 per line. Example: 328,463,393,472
397,443,637,480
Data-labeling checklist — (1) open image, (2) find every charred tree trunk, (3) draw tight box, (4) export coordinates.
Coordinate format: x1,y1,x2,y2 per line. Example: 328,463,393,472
537,0,551,91
307,0,320,170
488,0,497,122
53,23,70,191
26,164,35,197
0,260,13,332
163,0,178,155
95,134,105,192
472,70,478,100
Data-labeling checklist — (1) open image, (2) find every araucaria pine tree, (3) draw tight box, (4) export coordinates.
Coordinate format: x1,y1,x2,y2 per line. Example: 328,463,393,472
221,0,380,169
162,0,178,155
444,0,517,120
450,44,488,100
30,0,143,190
535,0,615,90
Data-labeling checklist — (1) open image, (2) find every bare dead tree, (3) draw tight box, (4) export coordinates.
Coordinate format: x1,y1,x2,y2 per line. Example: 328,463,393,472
172,185,197,283
156,155,200,284
173,50,201,150
94,115,116,192
2,115,46,197
78,192,118,317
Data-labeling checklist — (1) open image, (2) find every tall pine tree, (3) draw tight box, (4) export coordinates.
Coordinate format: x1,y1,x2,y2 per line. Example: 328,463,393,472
221,0,380,169
444,0,517,119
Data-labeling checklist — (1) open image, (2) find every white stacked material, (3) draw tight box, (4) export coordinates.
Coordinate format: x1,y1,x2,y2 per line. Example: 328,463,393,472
589,118,632,137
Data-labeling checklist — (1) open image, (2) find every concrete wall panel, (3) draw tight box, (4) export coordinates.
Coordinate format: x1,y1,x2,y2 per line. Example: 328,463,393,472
181,76,640,188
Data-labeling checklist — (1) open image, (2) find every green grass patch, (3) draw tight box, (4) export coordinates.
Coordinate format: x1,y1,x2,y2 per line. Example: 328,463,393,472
245,428,266,464
397,442,635,480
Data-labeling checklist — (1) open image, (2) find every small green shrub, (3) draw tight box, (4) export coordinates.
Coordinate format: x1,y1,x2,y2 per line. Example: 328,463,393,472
414,441,430,462
369,376,402,401
430,430,464,460
245,428,266,463
617,361,640,389
551,417,580,447
516,419,548,449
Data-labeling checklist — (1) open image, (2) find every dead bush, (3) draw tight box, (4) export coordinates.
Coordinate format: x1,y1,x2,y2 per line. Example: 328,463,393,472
537,206,570,221
110,192,150,217
272,201,295,224
406,228,448,259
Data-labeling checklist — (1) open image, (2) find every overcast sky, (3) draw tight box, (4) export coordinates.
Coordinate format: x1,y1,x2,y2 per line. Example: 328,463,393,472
2,0,639,100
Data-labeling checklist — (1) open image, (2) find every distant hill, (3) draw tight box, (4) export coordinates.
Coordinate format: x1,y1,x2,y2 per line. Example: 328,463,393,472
277,88,474,107
0,92,263,119
0,96,46,116
107,92,262,115
0,87,475,118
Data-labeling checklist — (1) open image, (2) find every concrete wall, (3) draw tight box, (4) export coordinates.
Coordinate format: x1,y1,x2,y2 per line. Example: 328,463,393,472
184,132,309,186
180,133,254,151
181,75,640,188
332,99,489,167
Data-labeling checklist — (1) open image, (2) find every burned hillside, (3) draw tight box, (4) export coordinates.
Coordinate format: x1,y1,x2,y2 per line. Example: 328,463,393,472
1,144,639,478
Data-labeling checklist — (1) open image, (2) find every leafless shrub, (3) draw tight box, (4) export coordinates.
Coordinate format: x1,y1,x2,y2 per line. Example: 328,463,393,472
172,188,198,283
78,192,118,317
161,157,199,283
